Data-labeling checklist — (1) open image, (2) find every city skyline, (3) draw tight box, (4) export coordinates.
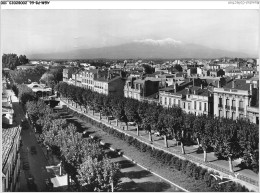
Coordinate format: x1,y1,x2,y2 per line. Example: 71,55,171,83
1,9,259,58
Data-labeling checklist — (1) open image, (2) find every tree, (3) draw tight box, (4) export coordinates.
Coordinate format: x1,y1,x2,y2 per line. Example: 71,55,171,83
143,64,155,74
77,156,121,192
18,55,29,65
17,84,35,105
40,73,55,88
193,115,206,147
156,110,169,147
214,119,242,172
173,64,183,72
124,99,139,130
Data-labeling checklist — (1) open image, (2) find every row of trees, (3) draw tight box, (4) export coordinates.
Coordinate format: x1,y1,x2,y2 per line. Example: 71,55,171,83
25,99,121,191
55,82,259,173
2,53,29,70
69,109,250,192
9,66,47,84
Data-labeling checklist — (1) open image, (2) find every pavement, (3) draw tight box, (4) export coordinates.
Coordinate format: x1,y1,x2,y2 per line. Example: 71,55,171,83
60,99,259,191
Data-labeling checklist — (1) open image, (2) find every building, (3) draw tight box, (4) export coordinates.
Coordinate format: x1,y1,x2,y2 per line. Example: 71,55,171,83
81,69,99,90
124,77,160,101
241,67,255,75
27,83,52,97
159,85,213,116
94,76,126,96
208,64,220,70
71,69,84,87
63,68,73,82
213,79,259,123
224,68,242,77
2,126,22,192
208,69,225,77
218,62,238,69
16,65,36,70
2,92,14,125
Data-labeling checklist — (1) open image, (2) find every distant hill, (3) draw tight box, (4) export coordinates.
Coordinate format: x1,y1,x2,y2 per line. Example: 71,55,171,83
29,39,251,60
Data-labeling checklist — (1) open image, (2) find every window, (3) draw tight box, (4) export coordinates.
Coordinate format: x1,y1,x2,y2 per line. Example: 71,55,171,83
169,98,172,106
226,111,230,118
239,100,243,108
174,99,176,105
232,112,236,120
219,110,223,117
188,103,191,110
239,114,243,119
194,101,196,110
219,97,222,105
183,102,185,109
199,102,202,111
178,100,180,107
165,97,167,105
226,98,230,106
204,103,207,111
232,99,236,108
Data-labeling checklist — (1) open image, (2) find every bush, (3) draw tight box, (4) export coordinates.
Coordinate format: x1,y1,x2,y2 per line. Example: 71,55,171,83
199,167,207,180
155,150,164,161
169,156,178,168
192,165,200,180
165,154,173,166
181,160,189,174
204,171,213,187
186,162,196,177
174,158,182,171
160,152,168,164
146,146,153,155
140,143,147,152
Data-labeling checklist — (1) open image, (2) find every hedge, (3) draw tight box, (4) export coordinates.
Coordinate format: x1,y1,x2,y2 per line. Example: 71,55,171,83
67,108,250,192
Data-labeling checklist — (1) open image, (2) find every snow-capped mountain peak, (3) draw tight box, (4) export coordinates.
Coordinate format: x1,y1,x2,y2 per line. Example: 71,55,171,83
133,38,182,46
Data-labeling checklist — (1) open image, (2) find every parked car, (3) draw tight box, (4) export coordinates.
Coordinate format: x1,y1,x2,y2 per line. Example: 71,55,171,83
27,176,36,191
45,179,54,191
128,122,136,126
30,146,37,155
154,131,161,137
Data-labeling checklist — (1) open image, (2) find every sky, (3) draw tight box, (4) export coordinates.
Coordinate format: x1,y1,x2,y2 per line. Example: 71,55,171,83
1,9,259,58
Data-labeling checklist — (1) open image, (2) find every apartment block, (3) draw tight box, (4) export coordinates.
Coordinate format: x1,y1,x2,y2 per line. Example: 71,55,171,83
213,78,259,123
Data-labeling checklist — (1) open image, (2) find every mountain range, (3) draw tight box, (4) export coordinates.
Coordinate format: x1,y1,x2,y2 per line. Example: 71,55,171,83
29,38,251,60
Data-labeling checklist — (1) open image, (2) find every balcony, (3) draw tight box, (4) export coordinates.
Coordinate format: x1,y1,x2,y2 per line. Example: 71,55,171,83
218,104,223,108
225,105,230,109
239,107,244,112
231,106,236,111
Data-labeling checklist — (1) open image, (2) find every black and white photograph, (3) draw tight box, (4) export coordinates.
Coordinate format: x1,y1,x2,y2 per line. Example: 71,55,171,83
1,1,259,192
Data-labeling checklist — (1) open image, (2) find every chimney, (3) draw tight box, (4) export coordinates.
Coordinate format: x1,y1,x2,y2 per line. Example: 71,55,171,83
97,69,100,78
232,80,235,89
217,80,220,88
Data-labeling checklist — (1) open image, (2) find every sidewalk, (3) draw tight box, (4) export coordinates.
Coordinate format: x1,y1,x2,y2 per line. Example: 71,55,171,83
60,99,259,191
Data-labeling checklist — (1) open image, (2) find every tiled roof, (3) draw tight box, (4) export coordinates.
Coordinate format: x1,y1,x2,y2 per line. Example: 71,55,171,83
160,85,175,92
241,67,254,71
2,127,21,173
170,86,210,97
95,76,121,83
223,79,250,91
145,92,159,99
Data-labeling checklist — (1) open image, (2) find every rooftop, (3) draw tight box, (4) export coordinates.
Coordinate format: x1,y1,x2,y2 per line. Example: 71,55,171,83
2,127,21,173
223,79,250,91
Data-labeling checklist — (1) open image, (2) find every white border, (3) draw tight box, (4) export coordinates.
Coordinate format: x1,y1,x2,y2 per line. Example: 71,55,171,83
1,1,259,9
